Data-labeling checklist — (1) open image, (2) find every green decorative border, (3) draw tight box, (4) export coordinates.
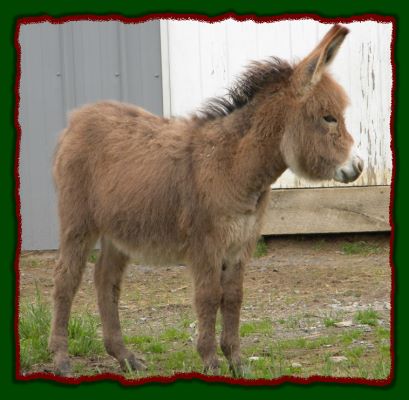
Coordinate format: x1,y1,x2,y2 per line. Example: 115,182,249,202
2,1,405,398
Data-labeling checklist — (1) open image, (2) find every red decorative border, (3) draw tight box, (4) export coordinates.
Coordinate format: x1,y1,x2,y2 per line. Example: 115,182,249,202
14,12,396,387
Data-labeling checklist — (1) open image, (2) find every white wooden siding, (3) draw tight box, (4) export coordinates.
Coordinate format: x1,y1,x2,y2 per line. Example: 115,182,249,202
163,20,393,188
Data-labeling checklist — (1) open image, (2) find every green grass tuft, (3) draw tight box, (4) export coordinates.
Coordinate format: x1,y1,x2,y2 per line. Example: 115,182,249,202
145,342,168,354
88,250,99,263
375,326,390,340
19,288,52,370
253,238,268,258
240,319,273,337
346,346,365,360
282,315,301,329
124,335,154,346
68,312,104,356
354,309,380,326
341,241,382,256
341,329,364,345
312,239,326,251
159,327,190,342
19,288,103,370
323,317,336,328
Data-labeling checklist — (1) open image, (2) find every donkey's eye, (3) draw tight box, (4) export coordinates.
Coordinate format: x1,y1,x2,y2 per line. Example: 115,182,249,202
323,115,337,123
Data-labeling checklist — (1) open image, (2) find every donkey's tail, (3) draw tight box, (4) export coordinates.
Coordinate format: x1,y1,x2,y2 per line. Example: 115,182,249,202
52,128,69,189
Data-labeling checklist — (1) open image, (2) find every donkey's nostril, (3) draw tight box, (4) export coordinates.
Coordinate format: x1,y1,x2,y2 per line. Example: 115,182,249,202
354,158,364,174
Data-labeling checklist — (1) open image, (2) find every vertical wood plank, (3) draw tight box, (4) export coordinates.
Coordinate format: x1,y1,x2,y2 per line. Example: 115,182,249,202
225,20,258,87
198,22,229,100
167,21,203,116
377,23,393,181
289,20,319,61
256,21,292,60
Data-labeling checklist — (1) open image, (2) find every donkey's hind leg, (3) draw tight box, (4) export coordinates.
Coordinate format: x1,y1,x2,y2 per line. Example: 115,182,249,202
48,228,96,375
94,238,146,372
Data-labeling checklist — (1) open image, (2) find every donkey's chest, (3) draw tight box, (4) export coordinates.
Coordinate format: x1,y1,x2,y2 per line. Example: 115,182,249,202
224,213,259,239
219,212,261,260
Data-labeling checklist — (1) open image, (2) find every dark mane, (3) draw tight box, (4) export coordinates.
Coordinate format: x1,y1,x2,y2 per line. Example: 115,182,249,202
196,57,293,120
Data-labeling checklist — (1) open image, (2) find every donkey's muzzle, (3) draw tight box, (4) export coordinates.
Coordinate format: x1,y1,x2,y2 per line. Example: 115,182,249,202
334,153,364,183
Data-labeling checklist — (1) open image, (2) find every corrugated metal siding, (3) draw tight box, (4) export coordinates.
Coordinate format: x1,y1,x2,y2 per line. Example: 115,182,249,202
19,21,163,250
165,20,393,189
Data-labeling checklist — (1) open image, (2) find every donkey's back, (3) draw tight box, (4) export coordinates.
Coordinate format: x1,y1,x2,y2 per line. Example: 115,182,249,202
54,101,196,264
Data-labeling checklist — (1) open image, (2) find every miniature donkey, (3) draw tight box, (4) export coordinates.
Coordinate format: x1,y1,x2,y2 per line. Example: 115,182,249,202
49,25,363,375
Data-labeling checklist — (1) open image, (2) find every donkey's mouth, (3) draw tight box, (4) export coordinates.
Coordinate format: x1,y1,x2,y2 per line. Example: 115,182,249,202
334,154,364,183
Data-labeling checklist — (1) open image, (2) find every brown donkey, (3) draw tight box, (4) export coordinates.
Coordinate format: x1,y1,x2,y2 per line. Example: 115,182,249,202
49,25,363,375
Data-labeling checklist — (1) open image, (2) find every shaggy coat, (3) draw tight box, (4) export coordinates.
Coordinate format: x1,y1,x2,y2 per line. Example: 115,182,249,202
49,24,363,375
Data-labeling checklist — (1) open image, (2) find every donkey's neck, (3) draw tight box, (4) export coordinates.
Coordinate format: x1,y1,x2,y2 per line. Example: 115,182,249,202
192,99,287,214
192,92,288,213
228,99,287,198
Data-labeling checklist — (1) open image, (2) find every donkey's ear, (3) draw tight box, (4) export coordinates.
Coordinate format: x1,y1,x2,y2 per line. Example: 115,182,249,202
293,24,349,93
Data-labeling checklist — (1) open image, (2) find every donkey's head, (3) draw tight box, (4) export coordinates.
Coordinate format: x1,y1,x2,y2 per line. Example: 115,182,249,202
280,25,363,183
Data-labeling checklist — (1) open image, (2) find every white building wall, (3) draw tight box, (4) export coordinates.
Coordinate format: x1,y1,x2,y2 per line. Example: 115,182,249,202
163,19,393,188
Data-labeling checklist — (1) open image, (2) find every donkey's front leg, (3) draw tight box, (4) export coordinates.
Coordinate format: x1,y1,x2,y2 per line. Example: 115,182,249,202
192,265,222,371
220,261,244,372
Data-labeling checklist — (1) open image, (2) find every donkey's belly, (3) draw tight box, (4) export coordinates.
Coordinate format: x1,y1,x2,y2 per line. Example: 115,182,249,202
106,210,261,267
109,236,189,266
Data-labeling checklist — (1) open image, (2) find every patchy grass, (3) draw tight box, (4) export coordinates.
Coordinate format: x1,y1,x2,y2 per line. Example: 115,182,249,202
22,293,388,379
19,296,391,379
341,241,382,256
340,329,364,345
354,309,380,326
159,327,190,342
375,326,390,340
313,239,327,251
68,312,104,356
322,311,344,328
19,288,52,370
124,335,154,346
238,327,391,380
145,342,168,354
18,233,391,379
253,238,268,258
19,288,104,371
323,317,337,328
346,345,365,360
19,258,41,268
281,315,301,329
240,319,273,337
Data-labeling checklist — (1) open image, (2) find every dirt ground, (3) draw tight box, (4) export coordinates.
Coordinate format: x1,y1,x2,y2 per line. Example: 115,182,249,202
18,232,392,379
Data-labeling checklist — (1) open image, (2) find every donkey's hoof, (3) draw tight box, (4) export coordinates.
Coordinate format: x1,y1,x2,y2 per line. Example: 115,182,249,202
203,357,221,375
229,359,246,377
54,356,72,376
119,353,147,372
